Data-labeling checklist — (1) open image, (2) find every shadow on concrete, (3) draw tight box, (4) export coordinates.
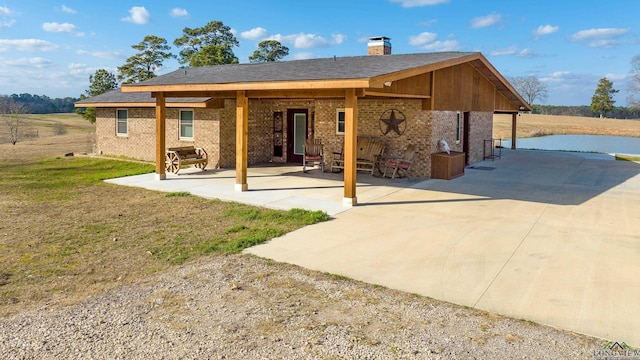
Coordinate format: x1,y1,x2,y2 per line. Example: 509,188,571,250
397,149,640,206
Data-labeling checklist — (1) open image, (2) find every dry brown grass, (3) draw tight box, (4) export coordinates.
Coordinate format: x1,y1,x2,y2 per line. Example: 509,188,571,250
493,113,640,140
0,115,328,316
0,113,95,159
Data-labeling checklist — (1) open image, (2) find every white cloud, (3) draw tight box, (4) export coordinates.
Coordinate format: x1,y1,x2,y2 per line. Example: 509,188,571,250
0,39,58,52
0,20,15,28
273,32,346,49
533,24,559,37
604,73,628,82
516,48,534,57
68,63,101,76
470,13,502,29
409,32,460,51
422,40,461,51
92,50,122,59
0,5,15,28
390,0,449,7
490,45,517,56
121,7,150,25
491,45,539,58
42,22,77,33
292,52,315,60
332,34,346,45
409,32,438,46
75,49,122,59
240,27,269,40
571,28,628,41
542,71,571,82
4,57,52,68
571,28,629,48
169,8,188,18
61,5,77,14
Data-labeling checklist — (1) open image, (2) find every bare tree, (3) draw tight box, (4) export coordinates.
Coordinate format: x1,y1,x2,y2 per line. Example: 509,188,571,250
508,75,548,105
0,97,29,145
628,55,640,110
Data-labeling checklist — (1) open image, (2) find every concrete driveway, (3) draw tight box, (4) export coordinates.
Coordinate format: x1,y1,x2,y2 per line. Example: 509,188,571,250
247,149,640,346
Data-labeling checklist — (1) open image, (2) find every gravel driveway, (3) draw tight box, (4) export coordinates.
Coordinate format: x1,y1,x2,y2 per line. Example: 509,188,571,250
0,254,603,359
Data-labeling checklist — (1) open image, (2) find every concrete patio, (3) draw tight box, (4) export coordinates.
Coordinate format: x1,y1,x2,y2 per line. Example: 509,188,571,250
106,163,420,216
107,149,640,347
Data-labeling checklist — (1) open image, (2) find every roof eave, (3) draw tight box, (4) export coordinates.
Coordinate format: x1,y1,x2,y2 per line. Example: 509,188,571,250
73,101,212,108
469,54,533,111
121,79,373,94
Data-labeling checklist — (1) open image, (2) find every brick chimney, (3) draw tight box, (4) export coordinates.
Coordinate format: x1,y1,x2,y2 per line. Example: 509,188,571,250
367,36,391,55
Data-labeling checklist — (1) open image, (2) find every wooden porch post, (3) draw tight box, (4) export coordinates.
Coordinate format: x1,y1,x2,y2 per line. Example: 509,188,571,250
155,93,166,180
343,89,358,206
511,112,517,150
235,90,249,191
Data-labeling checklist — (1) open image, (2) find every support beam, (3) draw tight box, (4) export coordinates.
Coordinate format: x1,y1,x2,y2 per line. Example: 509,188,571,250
235,90,249,191
511,113,517,150
423,70,436,110
155,93,166,180
343,89,358,206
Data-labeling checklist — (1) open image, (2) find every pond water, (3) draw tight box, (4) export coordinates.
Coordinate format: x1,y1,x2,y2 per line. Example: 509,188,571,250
501,135,640,155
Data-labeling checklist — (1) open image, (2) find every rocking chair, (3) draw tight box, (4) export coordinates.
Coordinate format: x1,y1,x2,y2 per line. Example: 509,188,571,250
303,139,324,173
383,144,417,179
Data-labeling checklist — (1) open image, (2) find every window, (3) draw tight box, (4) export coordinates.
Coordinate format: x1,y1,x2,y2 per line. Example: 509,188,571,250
179,110,194,139
116,109,127,135
336,109,345,135
455,111,461,143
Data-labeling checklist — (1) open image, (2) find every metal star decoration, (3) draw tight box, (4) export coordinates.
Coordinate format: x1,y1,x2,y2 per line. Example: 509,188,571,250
379,109,406,137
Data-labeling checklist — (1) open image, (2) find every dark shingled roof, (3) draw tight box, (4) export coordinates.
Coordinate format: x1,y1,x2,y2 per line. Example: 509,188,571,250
75,88,211,105
128,52,477,86
77,51,533,111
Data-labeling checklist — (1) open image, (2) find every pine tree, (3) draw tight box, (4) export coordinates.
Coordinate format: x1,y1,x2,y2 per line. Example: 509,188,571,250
117,35,174,84
249,40,289,63
75,69,118,123
590,77,618,118
173,21,239,66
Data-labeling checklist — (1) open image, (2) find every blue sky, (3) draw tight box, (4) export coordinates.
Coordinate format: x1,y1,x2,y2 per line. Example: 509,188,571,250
0,0,637,106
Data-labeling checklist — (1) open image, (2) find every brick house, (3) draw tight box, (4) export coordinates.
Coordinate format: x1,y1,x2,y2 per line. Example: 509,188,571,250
76,38,530,205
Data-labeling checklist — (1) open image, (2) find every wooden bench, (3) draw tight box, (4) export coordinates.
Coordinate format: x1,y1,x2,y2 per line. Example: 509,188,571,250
165,146,208,174
331,137,385,175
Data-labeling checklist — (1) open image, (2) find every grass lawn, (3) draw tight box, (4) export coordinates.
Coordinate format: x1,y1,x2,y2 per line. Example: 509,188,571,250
0,156,328,316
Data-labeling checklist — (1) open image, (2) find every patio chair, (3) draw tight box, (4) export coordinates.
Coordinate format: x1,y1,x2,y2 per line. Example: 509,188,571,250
303,139,324,172
383,144,417,179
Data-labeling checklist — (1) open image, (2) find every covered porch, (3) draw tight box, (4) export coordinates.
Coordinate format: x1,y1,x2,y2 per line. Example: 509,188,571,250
118,52,531,205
